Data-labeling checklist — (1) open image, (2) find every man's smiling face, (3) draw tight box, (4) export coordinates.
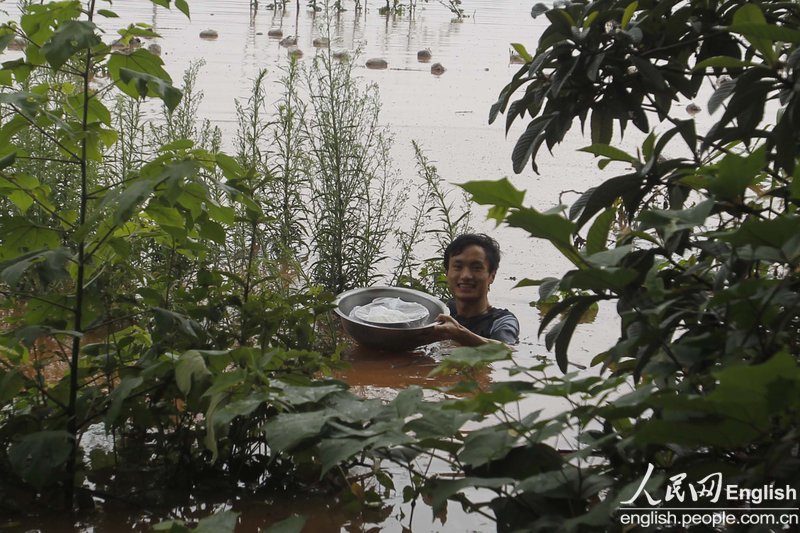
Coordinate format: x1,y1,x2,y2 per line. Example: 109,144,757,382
446,244,496,304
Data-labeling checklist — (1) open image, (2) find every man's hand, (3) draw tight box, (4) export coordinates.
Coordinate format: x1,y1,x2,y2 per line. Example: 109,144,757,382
430,314,491,347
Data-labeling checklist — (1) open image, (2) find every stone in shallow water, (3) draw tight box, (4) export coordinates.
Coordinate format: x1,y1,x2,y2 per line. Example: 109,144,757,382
366,58,388,70
200,29,219,40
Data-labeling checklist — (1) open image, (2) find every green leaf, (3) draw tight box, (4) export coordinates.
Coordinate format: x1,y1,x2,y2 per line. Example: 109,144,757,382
319,437,372,475
730,4,781,65
8,431,72,490
505,207,575,247
579,144,637,164
175,350,211,396
0,370,26,403
719,216,800,249
405,405,473,439
708,78,736,115
264,411,329,452
389,387,424,418
146,204,184,228
278,383,345,405
585,208,615,255
553,297,602,371
510,113,558,173
105,376,144,426
0,217,61,260
195,511,240,533
264,515,307,533
107,49,181,110
458,426,515,468
150,515,195,533
0,90,45,118
693,56,755,71
621,1,638,28
531,3,549,18
216,152,245,179
97,9,119,17
458,178,525,215
584,245,632,268
507,207,582,266
119,67,182,111
427,477,513,511
630,56,668,93
572,174,640,229
432,343,512,375
590,106,612,145
561,267,636,291
110,176,159,225
41,20,100,70
705,145,766,201
510,43,532,62
0,70,13,87
174,0,191,18
638,199,714,240
198,218,226,244
729,22,800,45
206,202,236,225
0,247,71,287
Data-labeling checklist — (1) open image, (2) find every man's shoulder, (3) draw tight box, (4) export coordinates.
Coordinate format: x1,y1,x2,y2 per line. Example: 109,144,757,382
489,307,518,322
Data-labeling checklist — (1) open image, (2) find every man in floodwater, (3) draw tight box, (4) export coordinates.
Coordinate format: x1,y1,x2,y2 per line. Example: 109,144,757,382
430,233,519,346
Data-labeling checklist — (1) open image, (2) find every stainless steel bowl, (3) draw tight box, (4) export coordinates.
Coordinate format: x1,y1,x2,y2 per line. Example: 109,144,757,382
335,286,449,351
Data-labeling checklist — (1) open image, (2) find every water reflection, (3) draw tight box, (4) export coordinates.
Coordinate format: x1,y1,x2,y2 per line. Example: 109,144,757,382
0,0,628,529
336,342,491,397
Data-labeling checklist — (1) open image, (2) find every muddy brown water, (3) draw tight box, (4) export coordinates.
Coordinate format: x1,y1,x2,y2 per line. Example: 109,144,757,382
0,0,635,530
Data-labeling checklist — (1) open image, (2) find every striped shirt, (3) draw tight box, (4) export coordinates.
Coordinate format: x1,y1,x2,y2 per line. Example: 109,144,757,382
447,300,520,345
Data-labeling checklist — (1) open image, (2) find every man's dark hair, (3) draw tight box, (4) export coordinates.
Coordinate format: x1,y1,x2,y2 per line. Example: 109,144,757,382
444,233,502,273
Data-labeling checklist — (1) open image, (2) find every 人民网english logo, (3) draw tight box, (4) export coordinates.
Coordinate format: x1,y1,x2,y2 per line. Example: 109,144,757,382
616,463,799,529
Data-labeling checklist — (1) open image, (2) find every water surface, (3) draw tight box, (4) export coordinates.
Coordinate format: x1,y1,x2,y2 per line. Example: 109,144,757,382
1,1,626,530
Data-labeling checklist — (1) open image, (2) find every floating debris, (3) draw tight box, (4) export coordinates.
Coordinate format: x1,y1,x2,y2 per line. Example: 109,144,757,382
199,29,219,40
332,48,350,61
110,37,142,52
417,49,431,62
430,62,446,75
686,103,702,116
312,37,330,47
267,28,283,38
366,57,388,70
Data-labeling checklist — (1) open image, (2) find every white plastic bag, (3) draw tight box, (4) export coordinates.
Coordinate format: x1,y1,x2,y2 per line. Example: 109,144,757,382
349,297,430,327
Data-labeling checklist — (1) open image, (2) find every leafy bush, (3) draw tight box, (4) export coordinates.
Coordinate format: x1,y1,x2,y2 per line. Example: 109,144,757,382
249,0,800,530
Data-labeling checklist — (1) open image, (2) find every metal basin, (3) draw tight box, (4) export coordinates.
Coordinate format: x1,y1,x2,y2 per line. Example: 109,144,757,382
335,286,448,351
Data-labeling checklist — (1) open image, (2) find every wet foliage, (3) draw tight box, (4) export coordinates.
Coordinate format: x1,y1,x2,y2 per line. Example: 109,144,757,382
3,0,800,531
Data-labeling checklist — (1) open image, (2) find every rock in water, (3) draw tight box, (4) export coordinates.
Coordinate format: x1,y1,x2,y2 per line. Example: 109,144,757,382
366,58,388,70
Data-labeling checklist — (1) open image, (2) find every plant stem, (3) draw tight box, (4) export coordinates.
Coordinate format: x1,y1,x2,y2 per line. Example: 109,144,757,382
65,0,96,509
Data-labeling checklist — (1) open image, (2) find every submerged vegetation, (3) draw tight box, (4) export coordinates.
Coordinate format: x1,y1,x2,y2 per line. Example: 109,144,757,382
2,0,800,531
0,0,461,525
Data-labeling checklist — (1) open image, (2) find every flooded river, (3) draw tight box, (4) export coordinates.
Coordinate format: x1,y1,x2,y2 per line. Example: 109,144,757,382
1,0,627,530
